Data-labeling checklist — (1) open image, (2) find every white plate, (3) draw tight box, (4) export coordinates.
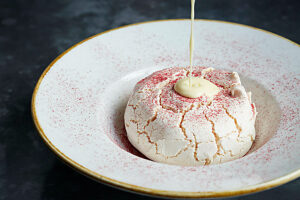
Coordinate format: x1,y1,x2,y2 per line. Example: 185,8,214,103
32,19,300,198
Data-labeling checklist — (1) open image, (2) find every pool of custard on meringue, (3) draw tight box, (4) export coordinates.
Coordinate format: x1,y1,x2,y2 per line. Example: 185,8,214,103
174,76,220,99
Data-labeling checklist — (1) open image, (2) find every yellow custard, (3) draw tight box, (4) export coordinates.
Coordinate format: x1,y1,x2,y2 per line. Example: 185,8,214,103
174,77,220,98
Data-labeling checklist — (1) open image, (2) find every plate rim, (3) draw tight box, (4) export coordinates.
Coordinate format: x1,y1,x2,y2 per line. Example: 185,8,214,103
31,19,300,198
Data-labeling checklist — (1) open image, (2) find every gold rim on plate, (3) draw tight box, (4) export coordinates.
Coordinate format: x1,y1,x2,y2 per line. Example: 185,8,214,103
31,19,300,198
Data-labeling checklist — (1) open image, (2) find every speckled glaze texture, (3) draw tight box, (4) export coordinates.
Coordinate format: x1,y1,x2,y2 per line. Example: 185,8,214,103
33,20,300,194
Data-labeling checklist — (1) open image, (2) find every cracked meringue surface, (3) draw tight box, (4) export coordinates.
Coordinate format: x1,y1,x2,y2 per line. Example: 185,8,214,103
124,67,257,166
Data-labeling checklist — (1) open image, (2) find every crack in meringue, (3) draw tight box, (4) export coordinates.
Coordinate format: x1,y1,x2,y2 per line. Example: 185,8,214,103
143,110,158,130
192,133,199,161
179,104,194,139
222,105,242,135
204,113,225,162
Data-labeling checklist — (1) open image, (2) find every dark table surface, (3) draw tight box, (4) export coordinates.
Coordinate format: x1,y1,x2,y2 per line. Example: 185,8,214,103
1,0,299,199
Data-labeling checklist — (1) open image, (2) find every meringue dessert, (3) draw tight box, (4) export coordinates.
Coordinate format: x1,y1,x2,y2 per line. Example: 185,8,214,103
124,67,257,166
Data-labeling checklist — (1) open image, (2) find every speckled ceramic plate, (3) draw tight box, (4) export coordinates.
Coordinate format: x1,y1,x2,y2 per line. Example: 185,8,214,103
32,19,300,198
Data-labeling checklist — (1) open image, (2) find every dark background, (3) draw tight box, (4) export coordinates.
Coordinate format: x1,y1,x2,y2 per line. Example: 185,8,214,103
0,0,299,199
